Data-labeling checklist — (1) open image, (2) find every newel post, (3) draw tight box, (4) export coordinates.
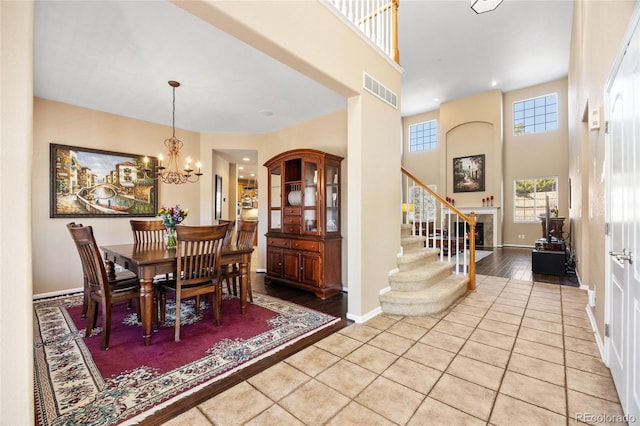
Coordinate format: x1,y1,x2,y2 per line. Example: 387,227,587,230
468,212,476,291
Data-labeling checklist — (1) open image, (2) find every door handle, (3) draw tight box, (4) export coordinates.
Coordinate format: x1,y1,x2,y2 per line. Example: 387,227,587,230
609,249,633,264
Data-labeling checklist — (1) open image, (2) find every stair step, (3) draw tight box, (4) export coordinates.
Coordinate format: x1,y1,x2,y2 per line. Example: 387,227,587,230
389,261,454,292
380,275,469,316
401,235,426,254
400,224,413,237
397,248,441,272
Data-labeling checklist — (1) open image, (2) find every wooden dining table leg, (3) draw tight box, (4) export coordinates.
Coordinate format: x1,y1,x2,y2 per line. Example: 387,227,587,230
138,269,155,346
239,256,249,315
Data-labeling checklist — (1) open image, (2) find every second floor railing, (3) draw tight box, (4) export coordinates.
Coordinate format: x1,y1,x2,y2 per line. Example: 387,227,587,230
402,167,476,290
325,0,400,63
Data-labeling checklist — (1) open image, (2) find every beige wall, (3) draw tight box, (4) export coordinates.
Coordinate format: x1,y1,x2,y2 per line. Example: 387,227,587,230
402,90,504,245
1,2,35,423
33,98,202,295
568,1,637,342
402,80,570,248
503,79,569,246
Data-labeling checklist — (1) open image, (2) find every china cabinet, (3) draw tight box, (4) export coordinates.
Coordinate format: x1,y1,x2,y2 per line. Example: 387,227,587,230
264,149,343,299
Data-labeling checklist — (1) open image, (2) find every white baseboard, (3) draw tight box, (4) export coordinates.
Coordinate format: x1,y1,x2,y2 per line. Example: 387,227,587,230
347,306,382,324
502,244,535,249
33,287,83,300
379,285,391,295
256,268,267,273
585,305,607,364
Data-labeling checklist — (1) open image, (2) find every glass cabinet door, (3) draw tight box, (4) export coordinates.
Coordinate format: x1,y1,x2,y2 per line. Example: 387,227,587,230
269,166,281,231
303,161,318,233
326,165,339,232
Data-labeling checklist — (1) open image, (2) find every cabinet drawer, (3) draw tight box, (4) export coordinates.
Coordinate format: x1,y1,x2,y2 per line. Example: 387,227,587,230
267,237,290,248
292,240,319,252
284,225,301,234
283,215,301,225
284,207,301,215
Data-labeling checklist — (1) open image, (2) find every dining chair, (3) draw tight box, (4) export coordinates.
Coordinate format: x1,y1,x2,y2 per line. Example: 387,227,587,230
221,220,258,302
129,219,170,326
218,219,236,246
130,219,166,244
217,219,236,295
159,223,229,342
67,223,141,350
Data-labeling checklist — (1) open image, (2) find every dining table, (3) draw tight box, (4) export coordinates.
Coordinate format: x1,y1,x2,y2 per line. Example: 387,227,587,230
101,242,254,346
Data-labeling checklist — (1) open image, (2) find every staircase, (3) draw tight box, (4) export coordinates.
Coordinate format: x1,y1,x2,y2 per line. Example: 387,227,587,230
380,224,469,316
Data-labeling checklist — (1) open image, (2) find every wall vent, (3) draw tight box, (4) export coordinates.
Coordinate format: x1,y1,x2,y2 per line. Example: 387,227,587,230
363,72,398,109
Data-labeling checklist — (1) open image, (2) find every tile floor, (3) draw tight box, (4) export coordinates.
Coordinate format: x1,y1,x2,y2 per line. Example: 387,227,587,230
165,275,627,426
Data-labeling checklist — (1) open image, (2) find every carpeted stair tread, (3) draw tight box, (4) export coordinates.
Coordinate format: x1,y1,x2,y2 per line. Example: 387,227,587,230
380,275,469,316
401,235,427,254
389,261,453,290
397,248,441,271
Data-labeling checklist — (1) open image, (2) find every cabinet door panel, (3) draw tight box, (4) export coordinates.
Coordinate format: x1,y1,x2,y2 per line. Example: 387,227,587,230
300,253,321,287
266,248,283,278
283,251,300,281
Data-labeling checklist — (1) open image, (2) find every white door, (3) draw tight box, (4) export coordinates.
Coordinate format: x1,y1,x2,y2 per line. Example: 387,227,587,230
606,8,640,421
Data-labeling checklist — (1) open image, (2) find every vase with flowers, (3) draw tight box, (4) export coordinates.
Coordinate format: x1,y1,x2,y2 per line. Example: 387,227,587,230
157,205,189,248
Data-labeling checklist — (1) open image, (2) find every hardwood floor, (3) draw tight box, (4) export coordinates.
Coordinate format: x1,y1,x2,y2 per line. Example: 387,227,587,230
147,247,577,424
475,246,579,287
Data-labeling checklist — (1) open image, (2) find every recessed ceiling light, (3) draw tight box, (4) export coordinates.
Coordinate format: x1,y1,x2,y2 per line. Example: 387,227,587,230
491,80,497,87
239,175,244,179
250,173,255,177
238,166,244,170
243,157,250,162
434,97,440,102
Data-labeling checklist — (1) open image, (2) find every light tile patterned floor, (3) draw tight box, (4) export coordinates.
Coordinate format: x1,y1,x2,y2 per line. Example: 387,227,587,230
164,275,627,426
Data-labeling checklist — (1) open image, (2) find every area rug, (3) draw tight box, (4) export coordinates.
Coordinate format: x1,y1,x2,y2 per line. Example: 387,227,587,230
451,250,493,271
33,292,339,425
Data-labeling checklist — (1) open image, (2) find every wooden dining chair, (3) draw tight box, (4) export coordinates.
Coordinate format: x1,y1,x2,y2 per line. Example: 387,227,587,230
159,223,229,341
130,219,166,244
67,223,141,350
218,219,236,246
129,219,170,326
217,219,236,294
221,220,258,302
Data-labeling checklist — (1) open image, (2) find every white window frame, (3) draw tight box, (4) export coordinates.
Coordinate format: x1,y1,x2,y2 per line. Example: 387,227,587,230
409,120,437,152
513,93,558,135
513,176,559,223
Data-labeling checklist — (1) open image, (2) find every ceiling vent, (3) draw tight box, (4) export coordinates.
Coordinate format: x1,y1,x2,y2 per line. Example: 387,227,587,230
363,72,398,109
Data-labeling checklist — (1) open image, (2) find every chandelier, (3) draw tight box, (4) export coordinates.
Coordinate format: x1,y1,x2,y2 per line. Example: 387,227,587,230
144,80,202,184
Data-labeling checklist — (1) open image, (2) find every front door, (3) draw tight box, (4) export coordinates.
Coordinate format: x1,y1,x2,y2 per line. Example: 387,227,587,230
606,8,640,421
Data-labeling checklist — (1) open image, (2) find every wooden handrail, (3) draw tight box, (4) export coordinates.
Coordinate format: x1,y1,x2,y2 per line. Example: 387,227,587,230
402,167,476,290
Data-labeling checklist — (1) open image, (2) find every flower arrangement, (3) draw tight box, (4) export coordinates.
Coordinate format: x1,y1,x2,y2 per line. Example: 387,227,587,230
158,205,189,227
157,205,189,248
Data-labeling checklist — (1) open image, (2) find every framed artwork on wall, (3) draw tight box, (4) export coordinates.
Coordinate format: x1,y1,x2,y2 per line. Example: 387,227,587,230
453,154,485,193
50,143,158,218
215,174,223,220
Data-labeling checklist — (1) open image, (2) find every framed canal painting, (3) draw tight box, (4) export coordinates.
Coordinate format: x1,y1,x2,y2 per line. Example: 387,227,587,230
50,143,158,218
453,154,485,193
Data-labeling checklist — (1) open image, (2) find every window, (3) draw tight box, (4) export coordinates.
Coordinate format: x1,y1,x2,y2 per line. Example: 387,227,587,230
514,177,558,222
513,93,558,135
409,120,437,151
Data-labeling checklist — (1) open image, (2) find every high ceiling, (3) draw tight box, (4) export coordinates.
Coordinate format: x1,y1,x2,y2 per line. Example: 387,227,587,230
34,0,573,177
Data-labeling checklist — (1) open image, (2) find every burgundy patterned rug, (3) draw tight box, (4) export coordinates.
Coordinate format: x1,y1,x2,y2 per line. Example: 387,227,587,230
34,292,339,425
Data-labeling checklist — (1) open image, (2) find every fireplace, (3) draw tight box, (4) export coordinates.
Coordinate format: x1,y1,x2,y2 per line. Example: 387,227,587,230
457,222,485,248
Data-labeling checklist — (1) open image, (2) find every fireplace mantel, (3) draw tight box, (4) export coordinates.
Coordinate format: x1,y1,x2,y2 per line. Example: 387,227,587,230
452,206,500,247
